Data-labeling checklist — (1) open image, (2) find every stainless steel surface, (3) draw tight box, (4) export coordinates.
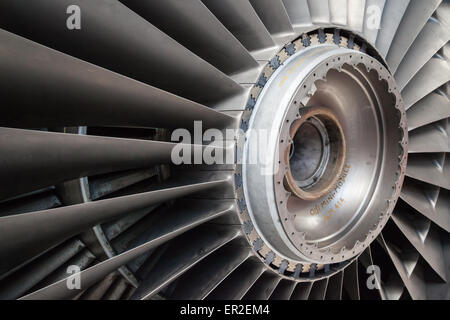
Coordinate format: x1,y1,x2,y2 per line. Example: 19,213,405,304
362,0,386,44
119,0,259,76
0,128,201,201
407,91,450,131
402,56,450,110
395,3,450,90
249,0,294,37
308,0,331,25
20,199,235,299
375,0,410,57
243,45,406,265
0,178,229,275
201,0,275,53
386,0,443,73
347,0,366,33
0,0,244,105
0,29,234,129
282,0,313,29
330,0,348,26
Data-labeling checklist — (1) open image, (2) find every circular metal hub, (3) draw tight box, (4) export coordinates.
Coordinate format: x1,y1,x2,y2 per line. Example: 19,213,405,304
241,45,407,268
285,107,346,201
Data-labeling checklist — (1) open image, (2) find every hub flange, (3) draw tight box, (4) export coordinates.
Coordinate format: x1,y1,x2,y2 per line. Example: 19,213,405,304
241,45,407,267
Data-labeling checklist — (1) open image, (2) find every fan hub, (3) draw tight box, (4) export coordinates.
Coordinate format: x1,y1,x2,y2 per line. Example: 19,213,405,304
241,45,408,266
285,107,346,201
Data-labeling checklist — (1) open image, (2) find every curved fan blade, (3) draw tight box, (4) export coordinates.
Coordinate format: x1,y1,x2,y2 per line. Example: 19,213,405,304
407,91,450,131
132,225,242,300
0,128,198,201
0,29,234,129
307,0,331,25
282,0,313,31
119,0,259,76
395,6,450,90
375,0,410,57
168,243,251,300
0,178,230,275
386,0,443,72
19,200,235,300
0,0,243,105
201,0,275,54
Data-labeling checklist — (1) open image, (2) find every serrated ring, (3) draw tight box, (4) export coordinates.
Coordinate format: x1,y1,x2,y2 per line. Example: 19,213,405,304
239,34,407,274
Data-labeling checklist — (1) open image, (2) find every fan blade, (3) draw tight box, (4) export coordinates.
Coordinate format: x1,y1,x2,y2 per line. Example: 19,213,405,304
362,0,387,44
378,233,427,300
343,260,360,299
249,0,294,38
169,243,251,299
118,0,259,76
0,0,243,105
282,0,313,31
32,249,96,292
408,120,450,153
325,272,344,300
395,7,450,90
0,30,235,129
386,0,443,72
402,57,450,110
0,128,216,201
330,0,348,26
132,224,241,300
201,0,275,54
308,278,329,300
206,259,265,300
307,0,331,25
78,272,118,300
0,239,85,299
101,277,129,300
88,168,159,201
407,91,450,131
242,272,281,300
401,178,450,232
290,282,313,300
347,0,366,33
392,209,447,281
20,199,234,300
406,153,449,189
269,279,297,300
0,178,230,275
375,0,410,57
